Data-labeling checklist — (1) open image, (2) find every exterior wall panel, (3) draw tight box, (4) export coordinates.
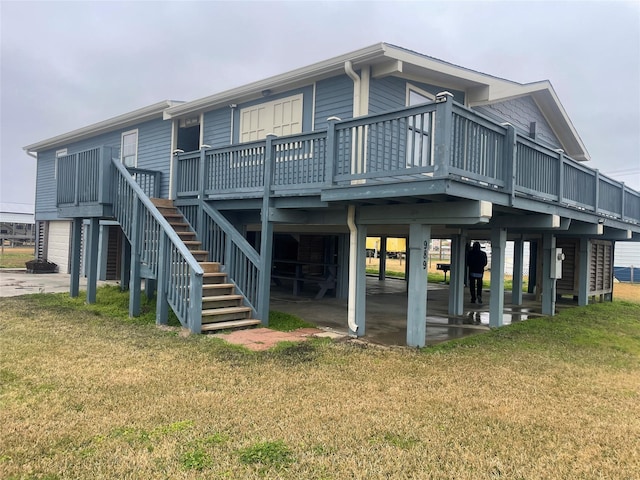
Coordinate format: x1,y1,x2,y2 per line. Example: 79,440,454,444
203,107,232,148
473,96,561,149
314,74,353,129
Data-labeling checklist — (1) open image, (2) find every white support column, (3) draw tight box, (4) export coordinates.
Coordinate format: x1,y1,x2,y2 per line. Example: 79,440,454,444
489,228,507,328
541,233,557,316
512,237,524,306
578,237,590,306
407,223,431,347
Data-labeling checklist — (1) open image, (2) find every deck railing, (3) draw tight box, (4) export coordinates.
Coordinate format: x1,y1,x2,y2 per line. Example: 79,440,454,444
169,97,639,226
176,200,262,317
56,146,112,207
111,159,204,332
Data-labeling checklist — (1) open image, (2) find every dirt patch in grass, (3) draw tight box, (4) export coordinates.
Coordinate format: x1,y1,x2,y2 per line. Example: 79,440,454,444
1,294,639,479
614,282,640,303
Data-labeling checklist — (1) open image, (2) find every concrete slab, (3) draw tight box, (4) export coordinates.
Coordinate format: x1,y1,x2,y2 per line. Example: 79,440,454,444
0,269,116,297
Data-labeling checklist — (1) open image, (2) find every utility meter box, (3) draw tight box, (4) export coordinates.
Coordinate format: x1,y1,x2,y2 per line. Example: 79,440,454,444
550,248,565,279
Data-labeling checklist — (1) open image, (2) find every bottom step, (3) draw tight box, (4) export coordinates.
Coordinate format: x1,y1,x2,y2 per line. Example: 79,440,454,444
200,319,262,332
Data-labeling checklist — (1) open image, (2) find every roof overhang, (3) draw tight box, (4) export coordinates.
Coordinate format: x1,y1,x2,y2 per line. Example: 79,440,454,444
24,100,180,154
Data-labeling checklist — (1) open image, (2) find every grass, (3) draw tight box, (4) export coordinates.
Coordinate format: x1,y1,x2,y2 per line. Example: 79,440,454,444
0,246,34,269
1,288,639,478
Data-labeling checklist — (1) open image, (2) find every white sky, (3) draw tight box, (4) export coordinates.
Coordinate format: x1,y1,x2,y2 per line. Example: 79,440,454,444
1,0,639,209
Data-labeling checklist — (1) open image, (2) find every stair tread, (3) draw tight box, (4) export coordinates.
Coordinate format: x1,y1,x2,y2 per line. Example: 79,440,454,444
200,319,262,332
202,294,243,301
203,272,226,277
202,283,235,289
202,306,251,316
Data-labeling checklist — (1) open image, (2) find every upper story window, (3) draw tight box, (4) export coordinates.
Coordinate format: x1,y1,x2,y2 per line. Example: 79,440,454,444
121,130,138,167
239,93,303,142
405,85,435,167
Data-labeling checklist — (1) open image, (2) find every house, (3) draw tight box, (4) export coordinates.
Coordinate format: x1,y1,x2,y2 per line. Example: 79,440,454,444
0,202,35,247
24,43,640,347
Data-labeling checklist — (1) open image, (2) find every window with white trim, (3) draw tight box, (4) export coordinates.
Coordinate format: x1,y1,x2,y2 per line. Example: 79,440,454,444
406,85,435,167
121,130,138,167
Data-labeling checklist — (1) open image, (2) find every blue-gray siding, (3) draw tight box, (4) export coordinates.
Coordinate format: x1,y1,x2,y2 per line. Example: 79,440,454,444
203,107,232,148
35,117,171,220
473,96,561,149
314,75,353,130
369,76,465,114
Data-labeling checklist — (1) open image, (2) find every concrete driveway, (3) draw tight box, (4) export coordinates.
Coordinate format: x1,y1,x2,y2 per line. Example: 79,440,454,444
0,269,116,297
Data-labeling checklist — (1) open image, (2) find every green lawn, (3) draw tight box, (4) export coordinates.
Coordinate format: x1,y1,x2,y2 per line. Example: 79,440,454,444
1,288,639,479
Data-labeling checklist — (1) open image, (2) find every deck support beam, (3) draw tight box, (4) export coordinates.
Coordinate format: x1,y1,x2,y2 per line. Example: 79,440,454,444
489,228,506,328
407,223,431,347
449,232,467,316
577,237,591,306
69,218,83,298
541,233,557,316
512,237,524,306
85,218,100,304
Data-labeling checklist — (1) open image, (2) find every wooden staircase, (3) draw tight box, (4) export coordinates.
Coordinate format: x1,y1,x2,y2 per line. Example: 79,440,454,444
151,198,261,332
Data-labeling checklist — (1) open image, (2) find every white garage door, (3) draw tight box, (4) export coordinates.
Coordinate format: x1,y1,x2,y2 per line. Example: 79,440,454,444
47,220,71,274
239,93,303,142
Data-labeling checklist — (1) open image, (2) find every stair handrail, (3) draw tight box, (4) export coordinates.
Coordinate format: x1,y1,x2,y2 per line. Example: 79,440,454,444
199,201,261,316
111,159,204,331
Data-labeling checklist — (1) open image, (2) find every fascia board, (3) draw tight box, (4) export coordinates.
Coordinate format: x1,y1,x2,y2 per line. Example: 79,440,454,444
24,100,179,153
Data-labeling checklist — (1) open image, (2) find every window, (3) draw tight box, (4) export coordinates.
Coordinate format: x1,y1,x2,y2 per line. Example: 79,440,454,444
406,86,435,167
239,94,303,142
121,130,138,167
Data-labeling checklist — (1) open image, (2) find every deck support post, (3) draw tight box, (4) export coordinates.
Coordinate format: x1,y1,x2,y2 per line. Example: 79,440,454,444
120,231,131,291
449,233,467,316
69,218,83,298
407,223,430,347
378,236,387,281
577,237,590,306
489,228,507,328
541,233,557,316
97,224,108,281
85,218,100,304
257,135,276,324
129,200,141,317
156,234,169,325
145,279,155,300
512,237,524,306
528,241,538,294
336,234,350,299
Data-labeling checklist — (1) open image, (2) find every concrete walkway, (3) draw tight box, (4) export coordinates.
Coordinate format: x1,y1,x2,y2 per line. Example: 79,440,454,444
0,270,545,347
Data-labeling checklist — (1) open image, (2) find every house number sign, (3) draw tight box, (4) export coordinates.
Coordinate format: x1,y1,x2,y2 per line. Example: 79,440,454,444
422,240,428,270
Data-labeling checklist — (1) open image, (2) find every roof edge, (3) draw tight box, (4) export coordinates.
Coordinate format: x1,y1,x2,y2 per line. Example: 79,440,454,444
24,100,180,153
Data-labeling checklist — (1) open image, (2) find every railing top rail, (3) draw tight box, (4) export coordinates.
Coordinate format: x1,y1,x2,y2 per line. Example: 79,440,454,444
112,158,203,276
126,166,162,176
335,102,439,130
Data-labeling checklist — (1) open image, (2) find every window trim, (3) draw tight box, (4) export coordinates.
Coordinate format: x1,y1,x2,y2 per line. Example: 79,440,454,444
121,129,139,168
406,83,436,106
